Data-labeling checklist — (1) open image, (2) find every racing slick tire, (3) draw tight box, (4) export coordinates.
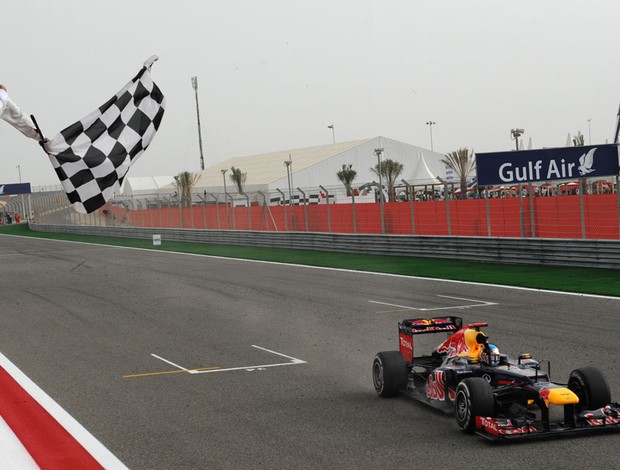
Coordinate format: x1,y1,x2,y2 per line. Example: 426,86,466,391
568,366,611,412
455,378,496,434
373,351,407,397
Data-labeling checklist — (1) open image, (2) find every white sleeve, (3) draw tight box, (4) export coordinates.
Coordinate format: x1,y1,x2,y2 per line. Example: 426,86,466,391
0,91,40,141
0,90,8,114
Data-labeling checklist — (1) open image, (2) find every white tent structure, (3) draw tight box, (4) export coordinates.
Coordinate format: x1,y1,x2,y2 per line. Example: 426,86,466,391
120,176,176,197
402,152,445,186
193,136,448,194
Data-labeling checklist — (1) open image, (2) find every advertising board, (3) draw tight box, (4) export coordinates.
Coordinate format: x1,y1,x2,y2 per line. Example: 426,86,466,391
475,144,619,186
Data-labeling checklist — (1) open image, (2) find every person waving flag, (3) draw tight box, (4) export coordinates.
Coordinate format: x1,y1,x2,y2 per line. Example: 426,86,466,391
0,84,45,141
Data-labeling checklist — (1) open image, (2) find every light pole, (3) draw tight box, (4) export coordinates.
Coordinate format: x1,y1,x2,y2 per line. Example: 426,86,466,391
328,124,335,144
221,169,228,194
284,158,293,204
587,118,592,144
511,128,524,151
374,147,385,234
426,121,436,151
284,155,295,230
221,169,229,229
191,76,205,170
16,164,24,220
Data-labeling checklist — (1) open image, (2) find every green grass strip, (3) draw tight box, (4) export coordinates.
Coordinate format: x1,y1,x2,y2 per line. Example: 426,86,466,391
2,223,619,297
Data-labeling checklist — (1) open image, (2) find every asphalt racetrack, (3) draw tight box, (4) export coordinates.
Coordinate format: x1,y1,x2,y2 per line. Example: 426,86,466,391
1,234,619,469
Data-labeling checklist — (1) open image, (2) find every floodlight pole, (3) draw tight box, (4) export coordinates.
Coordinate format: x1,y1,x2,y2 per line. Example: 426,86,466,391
284,154,294,230
221,169,229,229
328,125,335,144
426,121,436,151
375,147,385,234
511,128,524,151
191,76,205,170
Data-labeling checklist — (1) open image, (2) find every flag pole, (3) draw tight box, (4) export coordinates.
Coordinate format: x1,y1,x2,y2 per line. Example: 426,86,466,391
30,114,48,152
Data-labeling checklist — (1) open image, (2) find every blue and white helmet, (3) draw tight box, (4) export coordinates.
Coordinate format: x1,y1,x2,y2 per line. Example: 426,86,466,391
489,344,501,366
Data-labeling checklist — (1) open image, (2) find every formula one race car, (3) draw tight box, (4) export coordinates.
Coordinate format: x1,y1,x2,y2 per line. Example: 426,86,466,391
372,316,620,440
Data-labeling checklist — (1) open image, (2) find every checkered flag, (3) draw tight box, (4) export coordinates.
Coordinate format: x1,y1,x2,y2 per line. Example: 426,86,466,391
45,56,165,213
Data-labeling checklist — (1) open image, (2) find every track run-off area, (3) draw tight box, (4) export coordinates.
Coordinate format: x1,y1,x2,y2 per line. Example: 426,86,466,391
0,234,618,469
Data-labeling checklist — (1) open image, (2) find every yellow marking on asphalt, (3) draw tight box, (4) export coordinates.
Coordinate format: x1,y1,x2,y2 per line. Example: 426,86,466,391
122,366,220,378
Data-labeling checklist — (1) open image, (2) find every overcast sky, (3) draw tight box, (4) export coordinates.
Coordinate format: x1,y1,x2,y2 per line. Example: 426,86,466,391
3,0,620,187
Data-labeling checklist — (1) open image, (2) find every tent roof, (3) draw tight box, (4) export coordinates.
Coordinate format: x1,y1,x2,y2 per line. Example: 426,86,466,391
196,138,374,187
122,175,176,193
402,153,445,186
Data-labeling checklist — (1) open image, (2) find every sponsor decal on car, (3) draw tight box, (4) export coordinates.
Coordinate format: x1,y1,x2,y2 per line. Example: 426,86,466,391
426,371,456,401
399,333,413,362
426,371,447,401
477,417,499,436
476,417,538,437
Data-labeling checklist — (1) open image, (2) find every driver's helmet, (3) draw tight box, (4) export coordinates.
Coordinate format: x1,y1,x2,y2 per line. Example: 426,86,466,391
489,344,501,366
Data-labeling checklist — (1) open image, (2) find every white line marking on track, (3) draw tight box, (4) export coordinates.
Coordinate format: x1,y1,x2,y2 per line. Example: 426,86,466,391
368,300,418,310
251,344,307,364
150,354,190,371
192,361,304,374
150,346,306,376
423,295,498,311
369,295,497,312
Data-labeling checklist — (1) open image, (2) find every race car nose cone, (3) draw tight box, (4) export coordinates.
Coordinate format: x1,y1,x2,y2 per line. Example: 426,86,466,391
540,387,579,406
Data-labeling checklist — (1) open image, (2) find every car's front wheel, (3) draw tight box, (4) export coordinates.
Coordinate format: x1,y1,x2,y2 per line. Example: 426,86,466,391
568,366,611,412
372,351,407,397
455,377,495,433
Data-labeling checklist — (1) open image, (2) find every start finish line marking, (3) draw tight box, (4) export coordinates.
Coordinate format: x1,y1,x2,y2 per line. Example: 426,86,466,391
123,345,307,379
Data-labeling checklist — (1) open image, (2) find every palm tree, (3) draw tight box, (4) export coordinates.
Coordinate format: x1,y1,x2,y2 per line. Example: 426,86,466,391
174,171,201,207
229,166,247,193
572,132,585,146
442,148,475,199
337,164,357,196
370,159,403,202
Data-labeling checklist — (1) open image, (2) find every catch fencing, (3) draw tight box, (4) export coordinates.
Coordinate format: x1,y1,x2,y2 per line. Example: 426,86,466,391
25,179,620,240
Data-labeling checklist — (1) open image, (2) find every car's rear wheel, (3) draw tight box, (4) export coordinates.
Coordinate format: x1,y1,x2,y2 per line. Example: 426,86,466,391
455,377,495,433
568,366,611,412
372,351,407,397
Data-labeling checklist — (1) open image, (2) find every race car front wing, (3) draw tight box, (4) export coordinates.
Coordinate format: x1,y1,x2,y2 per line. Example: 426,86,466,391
475,403,620,441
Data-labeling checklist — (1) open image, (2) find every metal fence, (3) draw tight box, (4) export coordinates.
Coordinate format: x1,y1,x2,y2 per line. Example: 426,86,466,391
23,177,620,240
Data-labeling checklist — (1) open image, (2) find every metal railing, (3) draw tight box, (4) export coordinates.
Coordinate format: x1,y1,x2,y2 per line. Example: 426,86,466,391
27,223,620,270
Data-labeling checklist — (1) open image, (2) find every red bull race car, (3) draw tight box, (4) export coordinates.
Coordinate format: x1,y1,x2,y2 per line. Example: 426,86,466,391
372,316,620,440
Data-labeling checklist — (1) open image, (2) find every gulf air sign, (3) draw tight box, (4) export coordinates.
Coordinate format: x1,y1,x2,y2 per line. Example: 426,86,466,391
475,144,620,186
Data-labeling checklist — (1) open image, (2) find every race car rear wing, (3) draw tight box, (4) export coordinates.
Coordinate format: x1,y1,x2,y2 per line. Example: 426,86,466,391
398,316,464,336
398,317,465,363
